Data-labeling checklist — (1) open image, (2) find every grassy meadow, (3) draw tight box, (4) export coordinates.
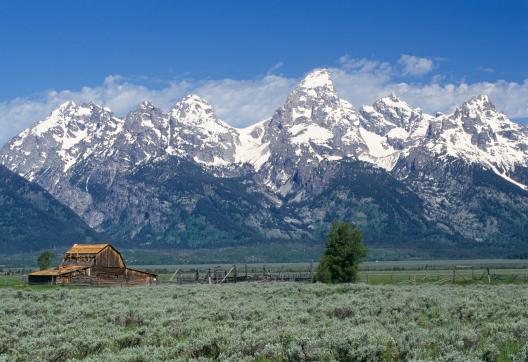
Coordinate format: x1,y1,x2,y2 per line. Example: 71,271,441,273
1,282,528,361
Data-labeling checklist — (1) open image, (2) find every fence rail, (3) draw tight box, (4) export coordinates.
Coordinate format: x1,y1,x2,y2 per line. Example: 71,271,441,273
161,264,316,284
159,264,528,285
360,266,528,285
6,264,528,287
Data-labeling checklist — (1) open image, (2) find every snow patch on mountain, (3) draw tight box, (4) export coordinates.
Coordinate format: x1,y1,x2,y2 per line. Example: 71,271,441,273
359,128,396,158
235,119,270,171
298,68,334,93
422,95,528,188
1,68,527,201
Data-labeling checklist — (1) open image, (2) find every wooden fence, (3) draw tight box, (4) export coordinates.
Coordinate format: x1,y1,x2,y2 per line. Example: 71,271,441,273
10,264,528,287
162,264,316,285
159,264,528,285
361,266,528,285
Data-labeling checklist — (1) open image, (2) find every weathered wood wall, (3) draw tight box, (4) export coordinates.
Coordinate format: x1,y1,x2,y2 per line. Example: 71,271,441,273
62,254,96,267
68,268,156,286
126,268,156,282
95,247,125,268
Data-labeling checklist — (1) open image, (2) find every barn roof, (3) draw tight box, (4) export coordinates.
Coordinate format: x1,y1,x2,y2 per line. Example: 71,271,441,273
66,243,110,254
126,267,157,277
30,265,89,276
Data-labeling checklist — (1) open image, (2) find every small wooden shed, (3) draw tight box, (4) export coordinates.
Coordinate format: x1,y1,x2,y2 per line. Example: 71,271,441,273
28,243,156,286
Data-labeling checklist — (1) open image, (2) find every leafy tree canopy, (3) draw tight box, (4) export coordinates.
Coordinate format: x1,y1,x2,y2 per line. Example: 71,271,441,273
316,222,367,283
37,251,54,270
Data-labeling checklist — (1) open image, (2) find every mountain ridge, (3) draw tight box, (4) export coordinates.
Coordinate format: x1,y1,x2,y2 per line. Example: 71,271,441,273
0,164,99,253
1,68,528,255
4,69,526,189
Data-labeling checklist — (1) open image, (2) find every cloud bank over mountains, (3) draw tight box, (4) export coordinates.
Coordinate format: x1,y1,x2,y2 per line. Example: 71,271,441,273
397,54,435,76
1,54,527,145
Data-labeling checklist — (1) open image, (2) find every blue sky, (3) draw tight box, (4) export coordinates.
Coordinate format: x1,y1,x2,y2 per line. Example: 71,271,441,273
0,0,527,144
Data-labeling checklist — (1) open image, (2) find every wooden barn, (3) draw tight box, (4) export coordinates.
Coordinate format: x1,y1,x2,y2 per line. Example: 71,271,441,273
28,243,157,286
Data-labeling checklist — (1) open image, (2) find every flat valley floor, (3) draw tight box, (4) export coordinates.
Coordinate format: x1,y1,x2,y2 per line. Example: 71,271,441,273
1,283,528,361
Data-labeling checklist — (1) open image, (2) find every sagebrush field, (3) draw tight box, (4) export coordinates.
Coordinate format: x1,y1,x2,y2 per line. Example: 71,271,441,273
1,283,528,361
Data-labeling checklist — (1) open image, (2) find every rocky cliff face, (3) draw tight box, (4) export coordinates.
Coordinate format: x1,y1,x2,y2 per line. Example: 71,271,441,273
2,69,528,254
391,95,528,245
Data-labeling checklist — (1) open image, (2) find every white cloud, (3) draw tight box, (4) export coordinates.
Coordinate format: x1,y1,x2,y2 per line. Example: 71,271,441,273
398,54,435,76
192,75,297,127
479,66,495,73
331,58,528,120
1,56,527,146
267,62,285,75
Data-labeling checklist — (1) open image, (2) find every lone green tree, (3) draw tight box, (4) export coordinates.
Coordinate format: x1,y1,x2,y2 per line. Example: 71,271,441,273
37,251,54,270
316,222,367,283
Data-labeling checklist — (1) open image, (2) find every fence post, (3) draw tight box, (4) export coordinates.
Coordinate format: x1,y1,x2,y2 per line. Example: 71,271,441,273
195,269,199,282
487,268,491,284
310,261,314,283
245,264,248,281
233,265,237,283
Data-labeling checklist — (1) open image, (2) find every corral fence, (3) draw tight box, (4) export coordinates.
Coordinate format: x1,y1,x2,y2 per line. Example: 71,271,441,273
161,263,316,285
158,264,528,285
7,263,528,287
361,265,528,285
159,264,528,285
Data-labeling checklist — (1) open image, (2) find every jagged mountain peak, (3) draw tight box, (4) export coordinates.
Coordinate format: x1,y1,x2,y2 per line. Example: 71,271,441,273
359,93,431,142
181,93,211,105
80,101,108,112
45,101,113,123
452,94,515,131
170,94,219,126
451,95,511,130
417,93,528,189
466,94,491,105
298,68,334,90
49,100,113,121
50,100,85,118
277,67,353,127
134,100,159,111
124,101,166,131
176,94,215,113
460,94,495,113
28,100,103,137
57,100,77,111
285,68,339,105
374,93,413,111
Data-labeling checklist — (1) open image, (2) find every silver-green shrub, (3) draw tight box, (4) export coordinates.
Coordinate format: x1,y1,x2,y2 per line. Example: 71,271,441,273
0,283,527,361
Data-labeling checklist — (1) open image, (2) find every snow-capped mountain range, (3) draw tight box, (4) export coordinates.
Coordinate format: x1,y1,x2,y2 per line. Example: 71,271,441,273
2,69,528,254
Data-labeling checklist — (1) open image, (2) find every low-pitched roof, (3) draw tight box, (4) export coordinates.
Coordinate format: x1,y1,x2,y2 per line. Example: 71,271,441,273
126,267,157,277
66,243,110,254
30,265,89,276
